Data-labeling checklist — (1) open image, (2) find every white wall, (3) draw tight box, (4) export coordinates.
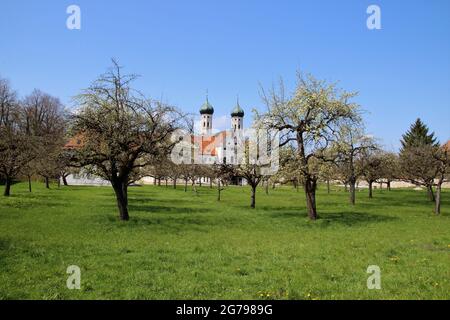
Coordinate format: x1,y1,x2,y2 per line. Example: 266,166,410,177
64,173,110,186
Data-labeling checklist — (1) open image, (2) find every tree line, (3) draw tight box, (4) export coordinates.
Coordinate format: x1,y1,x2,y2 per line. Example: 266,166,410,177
1,62,448,221
0,78,68,196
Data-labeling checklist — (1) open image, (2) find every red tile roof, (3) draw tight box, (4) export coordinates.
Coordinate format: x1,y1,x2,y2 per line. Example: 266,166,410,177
443,140,450,152
64,131,230,156
64,134,85,150
193,131,227,156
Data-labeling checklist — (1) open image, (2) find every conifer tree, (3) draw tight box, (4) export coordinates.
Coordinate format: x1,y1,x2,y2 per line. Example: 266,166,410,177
400,118,438,151
399,118,441,202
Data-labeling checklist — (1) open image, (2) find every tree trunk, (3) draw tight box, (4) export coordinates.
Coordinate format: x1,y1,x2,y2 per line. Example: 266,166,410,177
349,179,356,205
117,194,129,221
173,178,177,189
4,177,11,196
184,179,188,192
217,180,221,201
387,180,391,191
210,178,213,189
28,175,32,192
327,179,330,194
158,178,161,186
368,181,373,198
45,176,50,189
153,177,157,185
304,177,317,220
62,174,68,186
112,179,129,221
165,179,168,187
250,185,256,208
123,182,128,206
265,180,269,195
427,184,435,202
434,182,442,215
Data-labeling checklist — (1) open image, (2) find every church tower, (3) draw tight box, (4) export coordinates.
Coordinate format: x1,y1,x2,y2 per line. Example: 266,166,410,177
230,97,244,131
199,94,214,135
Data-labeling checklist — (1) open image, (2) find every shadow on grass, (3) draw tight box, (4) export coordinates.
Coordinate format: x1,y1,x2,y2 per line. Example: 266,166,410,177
127,197,194,206
127,204,210,215
0,237,15,269
317,211,398,227
94,212,233,233
0,196,63,210
0,237,12,252
266,210,398,227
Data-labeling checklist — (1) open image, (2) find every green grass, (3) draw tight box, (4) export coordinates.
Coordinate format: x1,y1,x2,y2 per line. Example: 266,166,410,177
0,182,449,300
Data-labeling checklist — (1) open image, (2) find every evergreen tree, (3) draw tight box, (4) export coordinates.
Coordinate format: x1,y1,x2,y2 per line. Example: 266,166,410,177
399,118,440,202
400,118,438,151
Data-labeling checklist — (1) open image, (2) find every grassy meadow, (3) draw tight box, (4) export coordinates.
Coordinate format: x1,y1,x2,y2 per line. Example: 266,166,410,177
0,182,449,300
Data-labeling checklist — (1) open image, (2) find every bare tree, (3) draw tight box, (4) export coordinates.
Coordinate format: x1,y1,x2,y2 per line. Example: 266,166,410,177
400,145,439,203
211,163,234,201
379,152,399,191
71,60,183,220
333,125,377,204
0,78,35,196
179,163,203,194
400,119,439,201
236,161,263,208
433,146,449,214
359,149,385,198
146,154,171,186
58,150,74,186
201,165,215,189
158,159,182,189
400,144,448,214
22,90,67,188
235,130,276,208
20,160,36,192
318,159,337,194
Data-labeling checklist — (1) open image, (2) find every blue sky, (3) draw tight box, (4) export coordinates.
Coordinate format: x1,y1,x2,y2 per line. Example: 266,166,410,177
1,0,449,150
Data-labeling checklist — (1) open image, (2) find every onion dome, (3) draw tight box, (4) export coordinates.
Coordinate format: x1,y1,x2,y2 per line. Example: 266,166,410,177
200,95,214,115
231,98,244,117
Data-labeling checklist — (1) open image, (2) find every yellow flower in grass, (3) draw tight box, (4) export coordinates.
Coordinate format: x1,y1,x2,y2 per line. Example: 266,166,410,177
390,256,400,262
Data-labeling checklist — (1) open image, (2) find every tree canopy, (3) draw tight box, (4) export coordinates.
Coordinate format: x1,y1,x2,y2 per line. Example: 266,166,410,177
400,118,438,150
71,60,185,220
257,73,361,219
